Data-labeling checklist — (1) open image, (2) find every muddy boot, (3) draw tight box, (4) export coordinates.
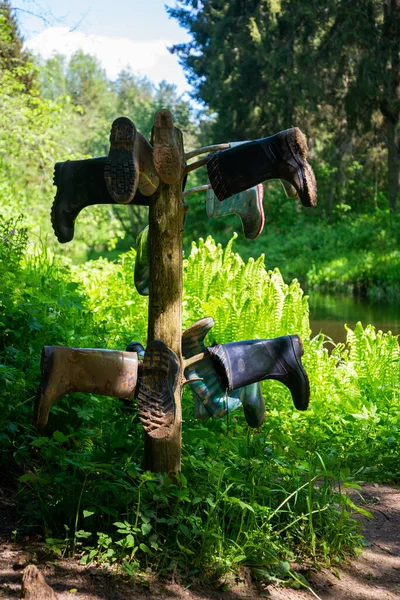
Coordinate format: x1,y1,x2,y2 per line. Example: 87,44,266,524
34,346,139,431
134,225,149,296
182,317,244,420
138,133,160,196
208,335,310,411
21,565,58,599
152,109,182,185
136,340,180,439
104,116,140,204
51,157,149,243
207,127,317,207
206,184,265,239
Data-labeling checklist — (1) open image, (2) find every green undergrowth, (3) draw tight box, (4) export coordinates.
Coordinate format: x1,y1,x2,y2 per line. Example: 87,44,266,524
230,198,400,300
1,218,399,584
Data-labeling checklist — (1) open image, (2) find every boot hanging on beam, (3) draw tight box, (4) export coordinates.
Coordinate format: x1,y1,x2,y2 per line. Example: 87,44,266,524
104,116,160,204
182,317,266,427
136,340,180,440
206,184,265,240
34,346,139,431
207,127,317,207
51,157,150,244
152,109,185,185
207,335,310,411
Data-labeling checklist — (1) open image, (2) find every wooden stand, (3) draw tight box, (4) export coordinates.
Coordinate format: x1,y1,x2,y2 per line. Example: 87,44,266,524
144,130,185,474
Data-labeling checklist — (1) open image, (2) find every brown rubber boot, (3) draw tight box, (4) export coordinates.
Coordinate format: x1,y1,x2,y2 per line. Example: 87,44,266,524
34,346,139,431
152,109,183,185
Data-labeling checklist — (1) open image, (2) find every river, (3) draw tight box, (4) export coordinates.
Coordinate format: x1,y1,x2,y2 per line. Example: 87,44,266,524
308,292,400,344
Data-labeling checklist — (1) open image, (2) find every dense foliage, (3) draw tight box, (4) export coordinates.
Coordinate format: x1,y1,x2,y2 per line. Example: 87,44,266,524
1,224,399,583
169,0,400,212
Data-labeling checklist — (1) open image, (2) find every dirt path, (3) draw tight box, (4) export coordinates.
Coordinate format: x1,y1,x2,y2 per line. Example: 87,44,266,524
1,484,399,599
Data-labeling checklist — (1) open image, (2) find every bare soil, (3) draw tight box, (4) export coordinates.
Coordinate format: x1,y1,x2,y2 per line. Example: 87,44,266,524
1,483,399,599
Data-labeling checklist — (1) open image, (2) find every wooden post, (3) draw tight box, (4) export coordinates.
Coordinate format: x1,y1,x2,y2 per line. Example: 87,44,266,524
144,127,185,473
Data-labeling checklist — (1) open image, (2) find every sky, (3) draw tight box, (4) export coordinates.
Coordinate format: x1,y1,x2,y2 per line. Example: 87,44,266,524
14,0,193,95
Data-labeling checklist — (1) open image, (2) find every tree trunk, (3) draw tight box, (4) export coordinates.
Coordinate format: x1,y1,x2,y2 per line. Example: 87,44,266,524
387,119,400,211
383,0,400,211
144,130,185,474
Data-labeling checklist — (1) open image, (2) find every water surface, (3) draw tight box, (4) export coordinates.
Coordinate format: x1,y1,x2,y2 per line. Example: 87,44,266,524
308,293,400,344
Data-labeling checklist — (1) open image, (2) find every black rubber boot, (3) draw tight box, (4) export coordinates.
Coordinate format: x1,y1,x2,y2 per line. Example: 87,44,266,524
207,127,317,207
241,382,266,428
51,157,149,244
207,335,310,411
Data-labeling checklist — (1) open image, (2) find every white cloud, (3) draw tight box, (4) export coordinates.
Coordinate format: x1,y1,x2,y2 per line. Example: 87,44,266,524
25,26,190,93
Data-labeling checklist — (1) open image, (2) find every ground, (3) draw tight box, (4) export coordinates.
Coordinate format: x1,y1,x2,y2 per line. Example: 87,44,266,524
0,483,399,599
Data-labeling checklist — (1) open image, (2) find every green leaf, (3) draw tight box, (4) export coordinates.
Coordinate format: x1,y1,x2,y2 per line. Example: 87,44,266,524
53,430,66,442
141,523,152,536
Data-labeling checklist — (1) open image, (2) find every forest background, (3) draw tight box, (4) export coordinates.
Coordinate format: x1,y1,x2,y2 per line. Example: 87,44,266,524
0,0,400,586
1,0,399,297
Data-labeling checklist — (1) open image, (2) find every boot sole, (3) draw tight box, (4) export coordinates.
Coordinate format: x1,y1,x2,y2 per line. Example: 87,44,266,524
105,117,138,204
137,341,178,439
51,162,74,244
286,128,317,208
153,109,181,185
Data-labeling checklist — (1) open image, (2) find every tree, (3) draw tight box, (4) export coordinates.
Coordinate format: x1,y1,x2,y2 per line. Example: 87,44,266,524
169,0,399,211
0,0,35,89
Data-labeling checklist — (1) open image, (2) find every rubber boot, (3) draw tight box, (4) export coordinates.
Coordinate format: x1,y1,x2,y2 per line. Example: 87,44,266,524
182,317,242,419
206,184,265,240
182,317,266,426
207,127,317,207
229,140,298,201
152,109,183,185
34,346,139,431
207,335,310,411
134,226,149,296
136,340,180,439
51,157,149,244
241,382,266,428
104,117,160,203
125,341,145,358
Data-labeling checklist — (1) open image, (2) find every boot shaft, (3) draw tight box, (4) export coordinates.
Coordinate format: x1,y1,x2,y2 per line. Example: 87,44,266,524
35,345,139,430
206,184,265,239
207,128,316,207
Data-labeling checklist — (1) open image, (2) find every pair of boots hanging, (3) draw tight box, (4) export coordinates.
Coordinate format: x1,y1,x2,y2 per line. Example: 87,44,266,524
35,319,309,438
51,118,317,245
